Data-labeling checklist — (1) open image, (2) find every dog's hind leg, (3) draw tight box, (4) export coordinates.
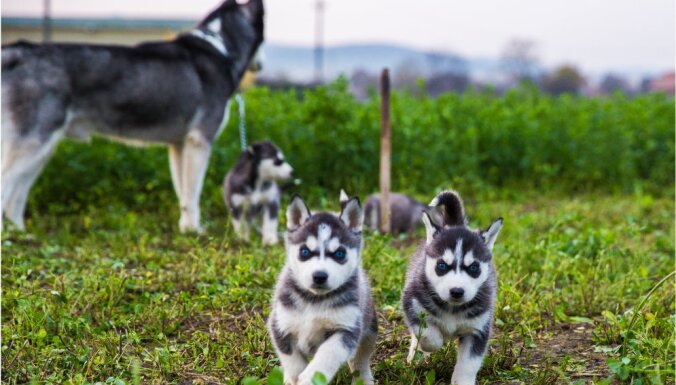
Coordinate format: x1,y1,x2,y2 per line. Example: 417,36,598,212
231,204,250,241
348,331,376,385
168,143,184,201
261,200,279,245
178,130,211,234
2,131,63,230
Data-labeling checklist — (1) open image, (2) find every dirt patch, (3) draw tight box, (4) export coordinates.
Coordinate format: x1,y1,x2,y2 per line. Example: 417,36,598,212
523,323,610,381
176,307,611,384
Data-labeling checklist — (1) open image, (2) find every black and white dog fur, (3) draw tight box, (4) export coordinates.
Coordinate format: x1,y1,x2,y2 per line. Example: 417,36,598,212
223,141,292,245
268,195,377,385
402,191,503,385
1,0,264,233
340,189,438,235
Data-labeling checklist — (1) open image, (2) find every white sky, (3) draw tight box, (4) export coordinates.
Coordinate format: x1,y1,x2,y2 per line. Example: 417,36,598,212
2,0,674,73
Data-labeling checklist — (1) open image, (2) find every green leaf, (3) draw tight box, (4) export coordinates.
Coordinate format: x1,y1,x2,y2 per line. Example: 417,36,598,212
311,372,328,385
425,369,436,385
567,316,594,324
241,376,261,385
267,367,284,385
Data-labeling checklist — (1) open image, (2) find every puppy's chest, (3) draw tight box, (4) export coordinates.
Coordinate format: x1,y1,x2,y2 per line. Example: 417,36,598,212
277,303,361,355
431,311,491,338
250,181,278,205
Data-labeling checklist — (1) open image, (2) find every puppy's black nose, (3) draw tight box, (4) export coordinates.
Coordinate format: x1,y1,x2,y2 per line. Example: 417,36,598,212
450,287,464,299
312,271,328,285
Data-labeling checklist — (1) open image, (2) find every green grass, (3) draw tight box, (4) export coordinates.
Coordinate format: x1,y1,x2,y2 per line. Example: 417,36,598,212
3,188,674,385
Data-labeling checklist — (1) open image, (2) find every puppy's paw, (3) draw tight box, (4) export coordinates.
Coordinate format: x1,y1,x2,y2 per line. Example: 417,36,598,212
297,370,327,385
262,235,278,245
419,328,443,353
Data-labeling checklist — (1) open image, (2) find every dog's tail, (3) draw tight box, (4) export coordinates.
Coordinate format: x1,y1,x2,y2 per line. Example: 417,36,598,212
429,190,467,227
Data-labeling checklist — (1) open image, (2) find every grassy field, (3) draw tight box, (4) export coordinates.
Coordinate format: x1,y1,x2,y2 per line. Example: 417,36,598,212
2,187,674,385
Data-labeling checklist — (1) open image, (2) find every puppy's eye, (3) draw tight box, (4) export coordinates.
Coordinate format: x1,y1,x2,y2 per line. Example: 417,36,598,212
273,159,284,166
299,246,312,260
436,260,449,273
467,262,480,275
333,248,346,261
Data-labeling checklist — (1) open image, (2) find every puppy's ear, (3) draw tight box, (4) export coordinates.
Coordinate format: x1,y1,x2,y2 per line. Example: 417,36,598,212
286,195,311,231
481,217,503,251
339,189,349,203
340,197,363,232
246,146,255,155
422,210,441,245
429,190,466,227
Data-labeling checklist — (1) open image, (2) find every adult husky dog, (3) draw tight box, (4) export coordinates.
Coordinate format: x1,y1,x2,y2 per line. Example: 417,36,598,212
1,0,264,233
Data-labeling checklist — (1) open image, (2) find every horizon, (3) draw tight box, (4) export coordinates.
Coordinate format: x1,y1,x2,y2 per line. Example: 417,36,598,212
2,0,674,78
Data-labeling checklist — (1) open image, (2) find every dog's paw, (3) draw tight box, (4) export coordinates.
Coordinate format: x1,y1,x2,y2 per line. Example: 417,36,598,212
262,236,278,246
419,328,443,353
296,373,312,385
351,372,374,385
297,370,327,385
407,348,431,364
179,223,205,235
352,377,374,385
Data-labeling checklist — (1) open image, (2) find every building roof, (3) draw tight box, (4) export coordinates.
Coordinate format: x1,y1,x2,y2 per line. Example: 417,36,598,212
2,17,196,31
650,71,675,94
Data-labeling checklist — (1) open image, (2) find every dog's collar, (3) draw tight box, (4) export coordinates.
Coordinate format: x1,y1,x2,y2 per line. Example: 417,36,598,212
190,28,228,57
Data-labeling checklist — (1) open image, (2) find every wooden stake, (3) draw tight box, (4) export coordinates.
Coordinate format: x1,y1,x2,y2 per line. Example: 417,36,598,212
379,68,391,234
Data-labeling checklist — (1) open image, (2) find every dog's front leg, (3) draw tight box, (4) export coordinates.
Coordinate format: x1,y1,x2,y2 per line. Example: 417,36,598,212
451,330,489,385
231,205,250,241
179,131,211,234
278,349,308,385
261,200,279,245
297,330,356,385
168,143,183,202
407,323,441,363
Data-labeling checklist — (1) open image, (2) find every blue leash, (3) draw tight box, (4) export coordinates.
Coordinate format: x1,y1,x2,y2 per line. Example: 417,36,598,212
236,93,247,151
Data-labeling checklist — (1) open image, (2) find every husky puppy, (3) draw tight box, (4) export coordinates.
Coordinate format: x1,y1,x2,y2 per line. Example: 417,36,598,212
223,141,293,245
340,190,431,235
402,191,503,385
268,195,377,385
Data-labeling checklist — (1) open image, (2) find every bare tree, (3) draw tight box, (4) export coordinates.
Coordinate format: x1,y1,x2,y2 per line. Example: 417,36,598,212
393,58,424,91
501,39,539,83
349,69,378,100
541,65,585,95
599,73,630,95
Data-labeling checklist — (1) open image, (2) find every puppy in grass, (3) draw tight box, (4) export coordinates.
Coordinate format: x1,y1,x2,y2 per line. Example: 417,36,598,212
402,191,503,385
223,141,292,245
268,194,377,385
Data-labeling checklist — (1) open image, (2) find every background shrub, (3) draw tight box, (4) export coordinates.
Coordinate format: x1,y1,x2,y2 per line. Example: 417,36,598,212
29,79,674,215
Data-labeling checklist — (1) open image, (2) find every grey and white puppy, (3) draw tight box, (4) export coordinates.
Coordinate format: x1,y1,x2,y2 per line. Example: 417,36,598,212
268,195,377,385
340,190,431,235
402,191,503,385
223,141,292,245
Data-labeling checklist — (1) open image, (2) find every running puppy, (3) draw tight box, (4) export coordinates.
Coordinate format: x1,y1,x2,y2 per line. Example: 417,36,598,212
223,141,293,245
268,195,377,385
402,191,503,385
